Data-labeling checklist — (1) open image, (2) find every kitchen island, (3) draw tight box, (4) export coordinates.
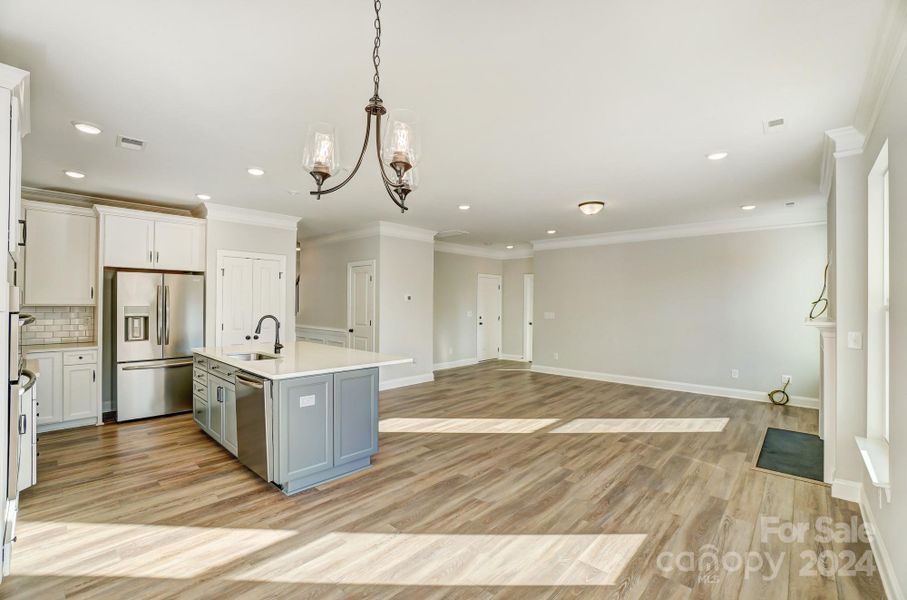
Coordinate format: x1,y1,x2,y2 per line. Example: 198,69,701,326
192,341,411,494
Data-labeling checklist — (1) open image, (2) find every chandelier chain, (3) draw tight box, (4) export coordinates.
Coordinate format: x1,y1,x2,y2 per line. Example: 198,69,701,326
373,0,382,97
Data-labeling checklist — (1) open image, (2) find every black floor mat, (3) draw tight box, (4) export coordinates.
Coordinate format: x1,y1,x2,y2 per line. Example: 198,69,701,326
756,427,824,482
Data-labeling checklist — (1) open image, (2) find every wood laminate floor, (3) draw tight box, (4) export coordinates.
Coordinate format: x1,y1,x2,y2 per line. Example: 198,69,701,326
2,361,886,599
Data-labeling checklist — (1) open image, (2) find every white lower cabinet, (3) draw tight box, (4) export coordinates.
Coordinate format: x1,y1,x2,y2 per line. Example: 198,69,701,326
29,348,98,431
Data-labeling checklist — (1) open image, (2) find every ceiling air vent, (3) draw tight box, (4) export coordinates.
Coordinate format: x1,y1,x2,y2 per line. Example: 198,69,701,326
116,134,147,151
762,118,785,134
435,230,470,239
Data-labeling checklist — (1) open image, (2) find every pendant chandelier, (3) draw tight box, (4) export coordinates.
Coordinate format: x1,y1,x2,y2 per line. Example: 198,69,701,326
302,0,421,213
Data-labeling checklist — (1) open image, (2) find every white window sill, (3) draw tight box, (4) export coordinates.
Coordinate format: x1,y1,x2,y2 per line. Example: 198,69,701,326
855,436,891,502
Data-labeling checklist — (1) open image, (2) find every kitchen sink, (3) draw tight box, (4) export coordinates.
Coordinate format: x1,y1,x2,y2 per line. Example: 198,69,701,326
227,352,279,361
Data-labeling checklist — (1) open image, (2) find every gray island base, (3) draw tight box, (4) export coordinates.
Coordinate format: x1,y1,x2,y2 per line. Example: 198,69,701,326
191,342,411,495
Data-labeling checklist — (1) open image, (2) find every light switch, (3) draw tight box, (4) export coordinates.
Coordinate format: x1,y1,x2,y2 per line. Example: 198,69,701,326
543,312,555,320
847,332,863,350
299,394,316,408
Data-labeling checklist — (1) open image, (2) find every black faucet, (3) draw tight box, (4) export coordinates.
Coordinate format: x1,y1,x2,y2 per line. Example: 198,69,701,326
255,315,283,354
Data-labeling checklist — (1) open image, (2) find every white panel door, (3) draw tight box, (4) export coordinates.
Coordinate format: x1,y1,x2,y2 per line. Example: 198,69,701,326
32,352,63,426
24,209,96,305
104,215,154,269
154,221,205,271
523,274,534,362
477,274,502,361
219,256,255,345
251,258,285,344
347,262,375,351
62,363,97,421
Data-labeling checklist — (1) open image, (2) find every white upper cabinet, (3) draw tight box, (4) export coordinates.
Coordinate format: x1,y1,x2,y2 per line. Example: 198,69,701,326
24,203,97,305
103,214,154,269
98,207,205,272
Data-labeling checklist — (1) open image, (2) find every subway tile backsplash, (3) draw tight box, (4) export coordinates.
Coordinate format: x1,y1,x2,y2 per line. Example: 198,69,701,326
22,306,95,346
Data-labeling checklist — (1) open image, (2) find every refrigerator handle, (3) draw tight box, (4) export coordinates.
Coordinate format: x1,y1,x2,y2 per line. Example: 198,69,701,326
164,285,171,345
156,285,163,345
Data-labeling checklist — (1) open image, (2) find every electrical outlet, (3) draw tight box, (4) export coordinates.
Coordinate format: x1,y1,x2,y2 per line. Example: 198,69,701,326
782,374,792,385
731,369,739,379
553,352,559,360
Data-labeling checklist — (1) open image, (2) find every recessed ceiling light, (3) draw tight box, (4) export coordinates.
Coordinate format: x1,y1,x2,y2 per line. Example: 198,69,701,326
247,167,265,176
740,204,756,211
458,204,470,211
506,245,514,249
64,170,85,179
196,193,211,201
546,229,557,235
578,201,605,215
707,151,729,161
72,121,101,135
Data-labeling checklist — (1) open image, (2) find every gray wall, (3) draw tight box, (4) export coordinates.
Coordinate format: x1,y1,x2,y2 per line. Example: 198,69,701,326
205,220,298,346
502,257,533,357
533,225,826,398
298,236,379,330
433,252,502,363
854,47,907,592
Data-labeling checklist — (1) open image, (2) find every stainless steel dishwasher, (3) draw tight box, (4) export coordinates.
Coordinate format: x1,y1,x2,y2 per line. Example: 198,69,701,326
234,371,273,482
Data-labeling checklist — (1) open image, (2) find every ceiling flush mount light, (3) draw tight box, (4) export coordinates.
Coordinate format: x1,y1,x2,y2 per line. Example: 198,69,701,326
458,204,470,211
707,151,728,161
578,201,605,215
247,167,265,176
72,121,101,135
547,229,557,235
196,193,211,201
740,204,756,211
301,0,420,213
64,170,85,179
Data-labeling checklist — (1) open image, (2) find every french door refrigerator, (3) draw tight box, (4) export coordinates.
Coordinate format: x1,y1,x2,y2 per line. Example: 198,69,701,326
111,272,204,421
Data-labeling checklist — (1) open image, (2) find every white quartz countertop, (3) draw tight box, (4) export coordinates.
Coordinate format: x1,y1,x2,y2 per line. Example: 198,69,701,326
24,342,98,353
193,341,412,380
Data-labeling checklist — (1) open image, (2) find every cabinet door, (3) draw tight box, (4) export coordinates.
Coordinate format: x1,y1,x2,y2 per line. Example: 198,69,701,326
104,215,154,269
222,383,237,456
32,352,63,426
219,257,255,345
154,221,205,271
277,375,333,482
207,378,224,443
333,368,379,466
193,394,209,431
24,208,97,305
62,363,97,421
251,258,286,345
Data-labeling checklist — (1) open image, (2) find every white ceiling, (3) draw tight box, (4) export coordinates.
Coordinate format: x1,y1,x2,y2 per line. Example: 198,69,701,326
0,0,888,247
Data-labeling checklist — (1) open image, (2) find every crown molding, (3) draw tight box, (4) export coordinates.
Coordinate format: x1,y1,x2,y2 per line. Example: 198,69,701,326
199,202,300,231
94,203,205,225
304,221,436,247
0,64,29,135
854,0,907,142
21,186,194,216
531,212,826,251
434,241,534,260
22,199,95,217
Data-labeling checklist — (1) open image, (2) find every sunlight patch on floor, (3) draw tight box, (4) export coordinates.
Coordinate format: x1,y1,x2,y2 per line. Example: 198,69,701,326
12,521,296,579
231,532,647,586
551,417,729,433
379,417,559,434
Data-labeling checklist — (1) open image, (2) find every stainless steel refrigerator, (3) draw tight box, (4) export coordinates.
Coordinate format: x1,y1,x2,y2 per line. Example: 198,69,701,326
108,272,204,421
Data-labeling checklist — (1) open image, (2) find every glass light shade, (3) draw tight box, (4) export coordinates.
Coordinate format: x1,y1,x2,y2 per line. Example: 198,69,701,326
578,201,605,215
382,109,421,169
400,167,420,192
302,122,341,177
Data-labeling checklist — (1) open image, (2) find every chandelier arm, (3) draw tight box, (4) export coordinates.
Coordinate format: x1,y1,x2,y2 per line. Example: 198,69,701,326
383,179,408,212
374,111,408,189
310,113,373,197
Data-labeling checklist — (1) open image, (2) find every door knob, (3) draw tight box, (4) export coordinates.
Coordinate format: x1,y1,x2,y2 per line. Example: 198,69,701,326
529,322,533,325
348,329,354,333
253,335,259,340
245,335,251,340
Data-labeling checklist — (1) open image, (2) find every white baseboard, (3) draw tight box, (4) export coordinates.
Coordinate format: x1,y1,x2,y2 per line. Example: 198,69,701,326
859,484,904,600
379,372,434,391
831,478,862,503
499,354,527,361
433,357,478,371
529,364,820,410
